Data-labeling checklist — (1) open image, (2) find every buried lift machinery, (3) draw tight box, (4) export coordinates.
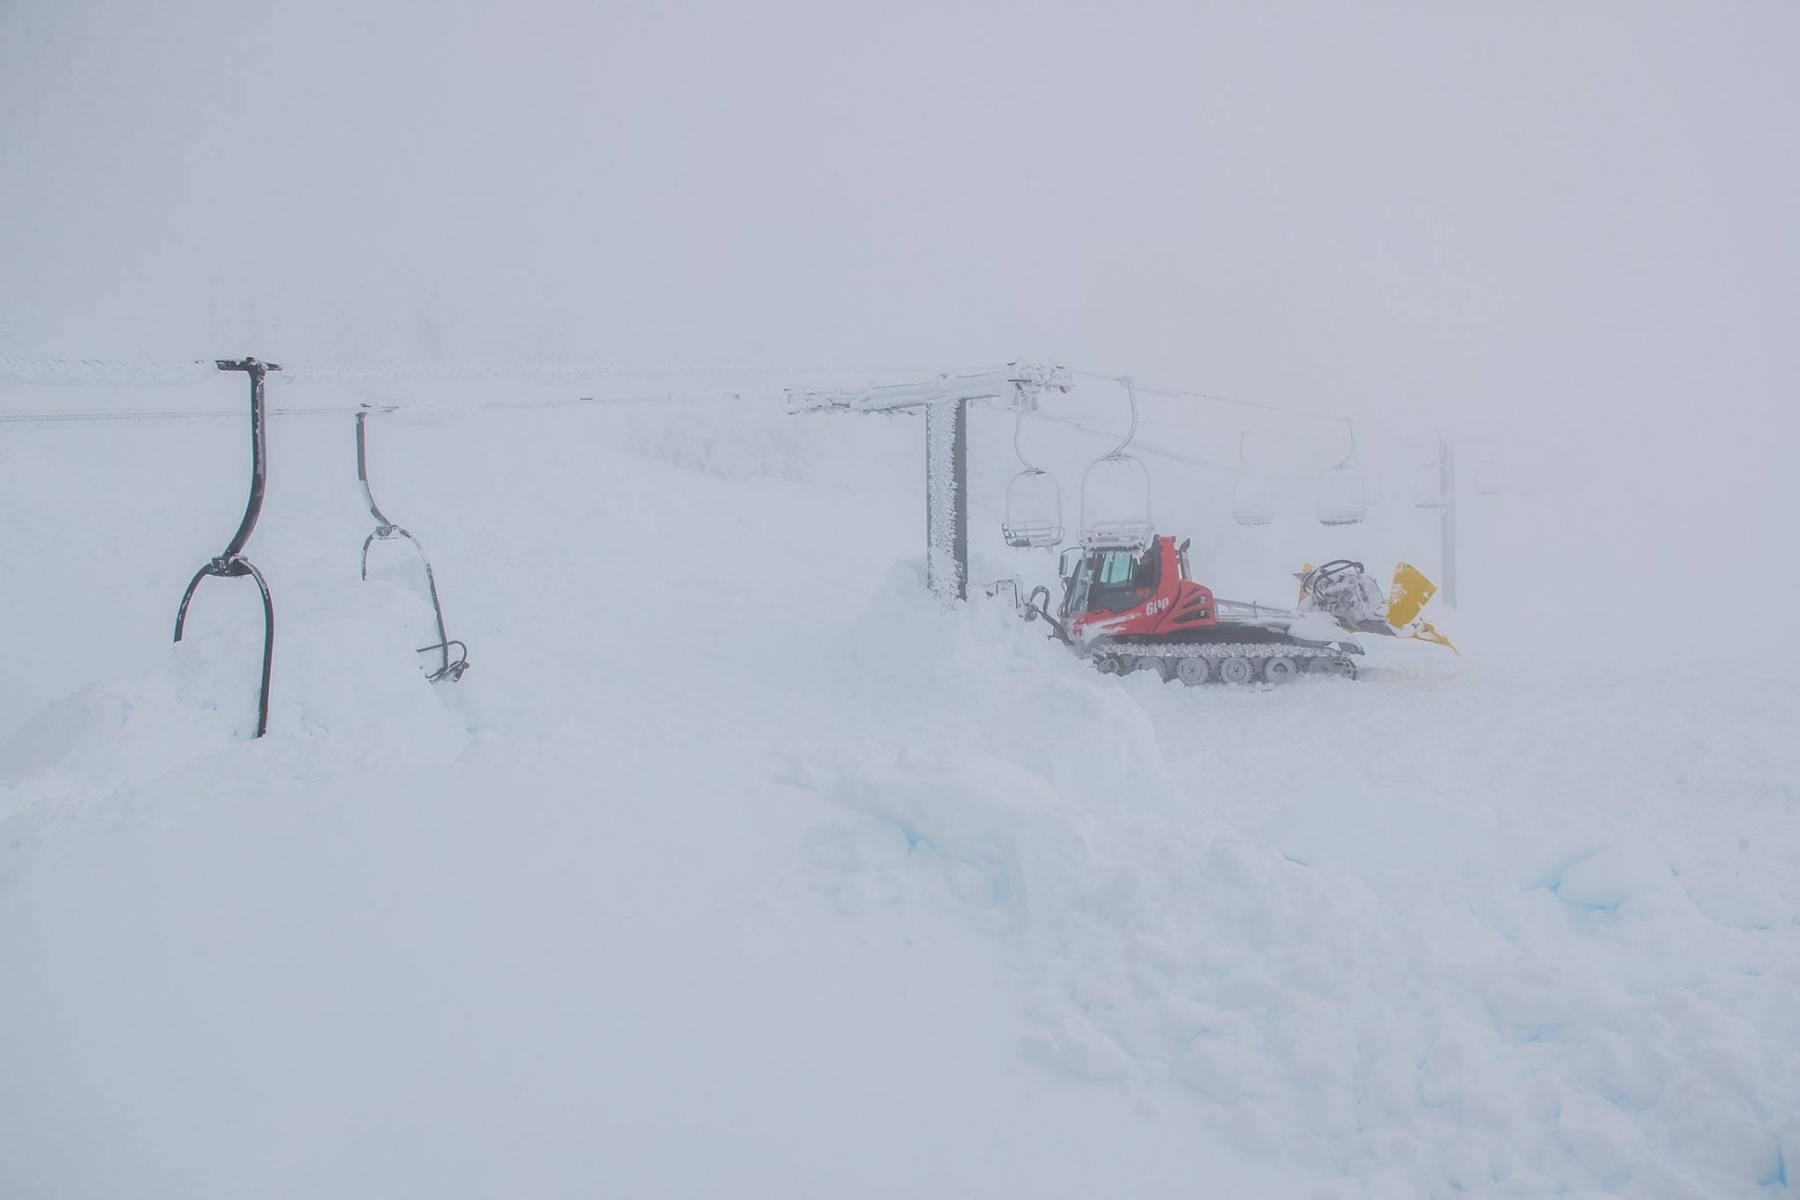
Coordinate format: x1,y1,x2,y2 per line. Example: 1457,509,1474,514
173,358,280,737
355,407,469,683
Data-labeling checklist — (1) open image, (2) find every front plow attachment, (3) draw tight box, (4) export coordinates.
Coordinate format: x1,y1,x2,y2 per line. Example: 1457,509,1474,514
1388,561,1458,654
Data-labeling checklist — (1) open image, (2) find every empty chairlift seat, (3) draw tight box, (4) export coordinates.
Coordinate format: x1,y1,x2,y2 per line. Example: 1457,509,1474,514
1079,377,1155,548
1003,468,1063,548
1001,410,1064,549
1080,452,1155,548
1233,474,1275,525
1317,464,1367,526
1231,433,1274,526
1317,420,1368,527
1413,436,1451,508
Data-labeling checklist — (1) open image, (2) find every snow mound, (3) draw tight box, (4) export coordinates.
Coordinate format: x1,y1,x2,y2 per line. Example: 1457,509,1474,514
800,553,1800,1199
1,574,468,830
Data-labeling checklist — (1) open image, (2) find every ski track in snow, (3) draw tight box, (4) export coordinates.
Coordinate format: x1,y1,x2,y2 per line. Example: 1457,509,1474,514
1,387,1797,1199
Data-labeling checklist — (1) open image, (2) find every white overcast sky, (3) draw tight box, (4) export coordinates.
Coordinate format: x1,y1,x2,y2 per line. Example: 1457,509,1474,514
2,1,1794,464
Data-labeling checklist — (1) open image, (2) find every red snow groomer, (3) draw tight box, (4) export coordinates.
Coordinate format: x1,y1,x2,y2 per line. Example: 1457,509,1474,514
1011,531,1451,684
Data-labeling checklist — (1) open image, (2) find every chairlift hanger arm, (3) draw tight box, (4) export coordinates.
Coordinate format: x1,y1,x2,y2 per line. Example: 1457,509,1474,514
213,358,279,557
1111,376,1139,456
355,407,395,529
1012,407,1037,471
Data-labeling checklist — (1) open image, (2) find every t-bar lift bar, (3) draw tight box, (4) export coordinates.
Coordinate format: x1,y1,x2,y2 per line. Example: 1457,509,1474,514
172,357,278,737
355,408,469,682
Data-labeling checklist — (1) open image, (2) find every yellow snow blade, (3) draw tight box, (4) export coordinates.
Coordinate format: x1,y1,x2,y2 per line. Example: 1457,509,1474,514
1411,620,1460,655
1386,562,1459,653
1386,561,1438,629
1296,562,1315,606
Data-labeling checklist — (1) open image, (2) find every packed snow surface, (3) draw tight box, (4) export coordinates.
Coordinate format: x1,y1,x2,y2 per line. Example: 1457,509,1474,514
2,379,1797,1199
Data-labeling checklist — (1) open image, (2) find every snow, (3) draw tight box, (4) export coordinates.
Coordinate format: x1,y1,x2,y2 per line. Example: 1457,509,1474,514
2,379,1796,1199
6,0,1798,1190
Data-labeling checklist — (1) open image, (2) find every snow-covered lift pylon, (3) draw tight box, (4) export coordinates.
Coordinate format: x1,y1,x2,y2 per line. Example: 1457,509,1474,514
172,357,278,738
791,363,1072,602
355,408,469,682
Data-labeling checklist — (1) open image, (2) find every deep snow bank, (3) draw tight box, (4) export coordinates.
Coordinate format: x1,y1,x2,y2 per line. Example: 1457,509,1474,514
804,576,1800,1199
2,389,1797,1199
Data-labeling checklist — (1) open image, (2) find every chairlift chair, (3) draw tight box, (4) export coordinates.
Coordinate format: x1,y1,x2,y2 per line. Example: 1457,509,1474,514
1078,376,1154,548
1412,433,1451,509
1475,447,1503,495
1231,432,1275,526
1317,419,1368,527
1000,409,1064,549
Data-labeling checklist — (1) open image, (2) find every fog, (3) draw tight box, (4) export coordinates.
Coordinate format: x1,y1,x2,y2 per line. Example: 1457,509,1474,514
3,1,1796,595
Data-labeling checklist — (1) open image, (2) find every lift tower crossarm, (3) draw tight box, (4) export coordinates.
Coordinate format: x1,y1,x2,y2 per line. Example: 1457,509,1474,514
788,362,1071,413
788,363,1072,604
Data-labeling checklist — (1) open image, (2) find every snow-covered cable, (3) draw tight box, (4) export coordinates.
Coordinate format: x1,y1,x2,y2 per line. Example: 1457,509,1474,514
251,360,986,384
1036,412,1236,473
0,389,778,426
0,404,344,425
1068,366,1348,424
2,354,987,387
0,356,219,387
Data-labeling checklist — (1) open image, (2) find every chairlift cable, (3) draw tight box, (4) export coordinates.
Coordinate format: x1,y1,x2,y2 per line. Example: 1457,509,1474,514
1035,412,1236,472
1067,366,1348,424
1,354,986,387
0,388,779,426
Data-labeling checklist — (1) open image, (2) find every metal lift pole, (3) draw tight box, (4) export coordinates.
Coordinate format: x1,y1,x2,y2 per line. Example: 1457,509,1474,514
924,398,969,602
789,365,1067,605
